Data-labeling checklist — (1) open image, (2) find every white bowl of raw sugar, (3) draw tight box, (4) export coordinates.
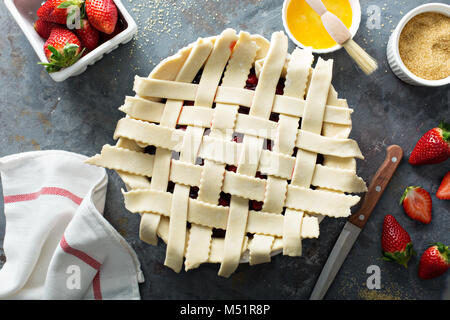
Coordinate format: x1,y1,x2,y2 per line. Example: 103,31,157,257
387,2,450,86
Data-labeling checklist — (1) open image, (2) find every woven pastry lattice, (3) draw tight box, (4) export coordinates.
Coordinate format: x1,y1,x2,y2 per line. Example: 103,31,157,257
87,29,367,277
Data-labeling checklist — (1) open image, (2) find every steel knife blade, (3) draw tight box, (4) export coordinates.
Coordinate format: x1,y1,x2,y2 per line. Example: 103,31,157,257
309,145,403,300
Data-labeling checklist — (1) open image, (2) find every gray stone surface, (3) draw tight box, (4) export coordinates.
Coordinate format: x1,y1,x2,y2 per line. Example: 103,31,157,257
0,0,448,300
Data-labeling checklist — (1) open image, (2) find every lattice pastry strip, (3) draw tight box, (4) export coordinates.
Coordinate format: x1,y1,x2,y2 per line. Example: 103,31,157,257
141,38,214,248
164,29,239,272
185,30,253,271
248,46,312,262
219,31,287,274
133,80,354,126
277,47,314,257
86,29,367,277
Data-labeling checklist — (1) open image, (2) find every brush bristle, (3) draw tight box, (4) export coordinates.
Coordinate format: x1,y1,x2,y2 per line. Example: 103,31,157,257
343,39,378,75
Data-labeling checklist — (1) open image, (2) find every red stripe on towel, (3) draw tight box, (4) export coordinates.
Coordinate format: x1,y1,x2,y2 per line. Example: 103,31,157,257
60,235,103,300
4,187,83,205
93,271,102,300
60,235,101,270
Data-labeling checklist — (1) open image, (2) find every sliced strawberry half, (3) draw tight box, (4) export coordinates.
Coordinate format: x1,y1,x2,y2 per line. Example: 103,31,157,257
436,172,450,200
400,186,432,224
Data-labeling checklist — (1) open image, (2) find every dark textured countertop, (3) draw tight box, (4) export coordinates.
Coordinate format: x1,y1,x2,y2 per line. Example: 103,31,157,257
0,0,448,300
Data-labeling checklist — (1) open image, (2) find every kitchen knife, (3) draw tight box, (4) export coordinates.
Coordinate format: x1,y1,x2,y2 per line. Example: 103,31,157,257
309,145,403,300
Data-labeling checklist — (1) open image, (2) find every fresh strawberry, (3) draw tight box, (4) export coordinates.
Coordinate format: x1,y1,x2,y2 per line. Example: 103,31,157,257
381,214,415,268
74,18,99,51
418,242,449,279
85,0,118,34
39,28,84,73
37,0,84,25
43,28,82,60
409,121,450,165
34,19,59,39
100,16,125,41
400,186,432,224
436,172,450,200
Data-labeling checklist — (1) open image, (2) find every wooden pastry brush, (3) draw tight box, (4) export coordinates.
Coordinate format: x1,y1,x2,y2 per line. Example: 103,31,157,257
305,0,378,75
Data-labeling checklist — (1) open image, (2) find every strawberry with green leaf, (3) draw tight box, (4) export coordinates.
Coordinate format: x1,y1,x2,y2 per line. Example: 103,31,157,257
381,214,415,268
39,28,84,73
418,243,449,279
409,121,450,165
37,0,85,26
400,186,432,224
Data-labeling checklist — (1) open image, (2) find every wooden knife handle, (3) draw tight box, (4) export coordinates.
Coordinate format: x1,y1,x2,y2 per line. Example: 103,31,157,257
348,145,403,229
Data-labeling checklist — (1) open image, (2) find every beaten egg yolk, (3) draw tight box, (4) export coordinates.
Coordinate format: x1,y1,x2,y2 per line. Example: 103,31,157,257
286,0,353,49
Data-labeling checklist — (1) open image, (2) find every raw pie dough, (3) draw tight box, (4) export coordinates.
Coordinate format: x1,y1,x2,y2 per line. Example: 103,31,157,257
87,29,367,278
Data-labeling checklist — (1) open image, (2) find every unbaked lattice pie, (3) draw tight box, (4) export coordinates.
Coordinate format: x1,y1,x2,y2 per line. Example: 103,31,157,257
87,29,367,277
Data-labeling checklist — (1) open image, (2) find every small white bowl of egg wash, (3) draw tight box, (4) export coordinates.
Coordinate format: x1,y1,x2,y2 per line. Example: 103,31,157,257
282,0,361,54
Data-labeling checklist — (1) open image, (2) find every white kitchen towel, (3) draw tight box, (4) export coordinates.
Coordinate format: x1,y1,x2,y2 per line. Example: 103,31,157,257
0,150,144,300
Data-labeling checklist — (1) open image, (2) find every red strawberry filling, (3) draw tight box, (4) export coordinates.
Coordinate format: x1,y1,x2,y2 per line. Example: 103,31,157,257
245,72,258,89
229,40,237,52
245,69,286,95
249,200,263,211
218,192,231,207
436,172,450,200
276,79,284,95
189,186,199,199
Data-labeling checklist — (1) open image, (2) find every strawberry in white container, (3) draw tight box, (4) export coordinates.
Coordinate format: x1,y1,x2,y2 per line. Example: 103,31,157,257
85,0,117,34
39,27,85,73
4,0,137,82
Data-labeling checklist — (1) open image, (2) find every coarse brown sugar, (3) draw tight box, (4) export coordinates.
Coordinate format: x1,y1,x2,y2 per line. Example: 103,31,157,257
398,12,450,80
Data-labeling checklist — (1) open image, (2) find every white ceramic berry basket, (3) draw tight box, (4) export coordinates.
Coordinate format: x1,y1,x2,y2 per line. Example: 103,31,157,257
282,0,361,54
4,0,137,82
387,2,450,87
